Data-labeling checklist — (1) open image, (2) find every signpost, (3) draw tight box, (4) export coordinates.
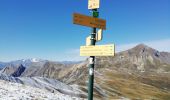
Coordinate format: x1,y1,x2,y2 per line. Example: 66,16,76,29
80,44,115,56
73,13,106,29
73,0,114,100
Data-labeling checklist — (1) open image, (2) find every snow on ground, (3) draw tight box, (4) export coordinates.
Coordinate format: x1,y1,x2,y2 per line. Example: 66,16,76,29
0,80,86,100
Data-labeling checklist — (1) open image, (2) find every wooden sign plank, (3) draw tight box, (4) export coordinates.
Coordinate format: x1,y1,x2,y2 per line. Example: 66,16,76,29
80,44,115,56
73,13,106,29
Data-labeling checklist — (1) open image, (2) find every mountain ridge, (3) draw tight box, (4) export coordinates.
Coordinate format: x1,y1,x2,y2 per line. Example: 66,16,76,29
0,44,170,99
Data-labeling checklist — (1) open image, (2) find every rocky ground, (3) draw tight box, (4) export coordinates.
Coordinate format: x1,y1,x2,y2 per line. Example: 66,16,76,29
0,80,85,100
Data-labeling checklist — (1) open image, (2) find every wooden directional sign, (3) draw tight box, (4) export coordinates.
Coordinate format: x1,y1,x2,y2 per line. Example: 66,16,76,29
73,13,106,29
80,44,115,56
88,0,100,9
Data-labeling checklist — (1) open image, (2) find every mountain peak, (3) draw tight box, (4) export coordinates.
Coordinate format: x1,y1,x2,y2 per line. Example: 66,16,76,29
132,44,154,51
125,44,157,56
134,44,150,49
29,58,41,62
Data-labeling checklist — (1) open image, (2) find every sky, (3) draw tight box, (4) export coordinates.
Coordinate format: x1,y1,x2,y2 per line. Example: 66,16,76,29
0,0,170,62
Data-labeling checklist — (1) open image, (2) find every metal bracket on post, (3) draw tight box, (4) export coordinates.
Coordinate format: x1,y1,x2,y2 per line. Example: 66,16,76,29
90,38,95,40
91,33,96,35
90,33,96,41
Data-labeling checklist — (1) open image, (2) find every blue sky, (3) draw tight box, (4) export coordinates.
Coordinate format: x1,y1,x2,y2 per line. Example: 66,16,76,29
0,0,170,62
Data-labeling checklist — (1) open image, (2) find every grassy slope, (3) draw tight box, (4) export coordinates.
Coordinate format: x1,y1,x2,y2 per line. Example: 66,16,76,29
75,66,170,99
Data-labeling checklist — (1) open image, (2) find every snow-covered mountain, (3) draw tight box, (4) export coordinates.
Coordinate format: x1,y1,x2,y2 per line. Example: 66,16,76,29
8,58,48,67
0,58,48,74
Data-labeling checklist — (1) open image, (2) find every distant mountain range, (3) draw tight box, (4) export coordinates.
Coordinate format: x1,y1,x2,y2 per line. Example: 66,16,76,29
0,58,81,68
0,44,170,99
0,58,47,68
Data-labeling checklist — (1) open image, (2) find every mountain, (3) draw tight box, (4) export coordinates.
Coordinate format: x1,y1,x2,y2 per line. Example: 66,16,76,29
0,64,26,77
0,58,48,77
8,58,47,67
0,44,170,99
109,44,170,73
0,58,47,71
0,59,83,79
11,64,26,77
58,44,170,99
0,64,20,76
20,61,75,78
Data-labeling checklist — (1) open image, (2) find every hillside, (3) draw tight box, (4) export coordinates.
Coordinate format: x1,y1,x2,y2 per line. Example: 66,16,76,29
60,44,170,99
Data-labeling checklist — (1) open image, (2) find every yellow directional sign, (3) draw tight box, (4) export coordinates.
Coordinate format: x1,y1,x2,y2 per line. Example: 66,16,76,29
88,0,100,9
80,44,115,56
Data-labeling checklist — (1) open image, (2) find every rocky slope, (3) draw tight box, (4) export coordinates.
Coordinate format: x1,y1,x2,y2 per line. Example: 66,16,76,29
0,79,85,100
0,64,22,76
0,73,86,98
21,61,73,78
